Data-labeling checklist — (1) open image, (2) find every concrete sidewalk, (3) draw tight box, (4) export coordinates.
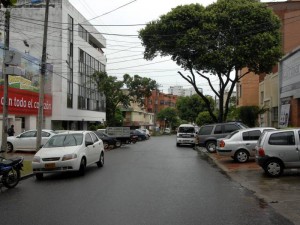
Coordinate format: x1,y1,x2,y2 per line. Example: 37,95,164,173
196,147,300,225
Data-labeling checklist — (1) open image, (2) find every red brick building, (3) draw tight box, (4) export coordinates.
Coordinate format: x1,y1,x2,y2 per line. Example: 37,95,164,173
145,90,178,129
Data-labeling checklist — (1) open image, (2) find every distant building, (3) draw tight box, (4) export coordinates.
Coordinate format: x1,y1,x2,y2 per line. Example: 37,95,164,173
168,86,202,96
145,90,178,129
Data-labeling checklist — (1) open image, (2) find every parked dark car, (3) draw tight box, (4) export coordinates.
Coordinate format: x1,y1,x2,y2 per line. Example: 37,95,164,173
130,130,147,141
94,131,121,149
196,122,248,153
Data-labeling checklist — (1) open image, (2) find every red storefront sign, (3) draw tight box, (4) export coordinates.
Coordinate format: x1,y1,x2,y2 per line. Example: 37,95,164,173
0,86,52,116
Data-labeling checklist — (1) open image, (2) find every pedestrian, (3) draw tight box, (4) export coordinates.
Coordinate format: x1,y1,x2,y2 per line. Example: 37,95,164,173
7,125,15,136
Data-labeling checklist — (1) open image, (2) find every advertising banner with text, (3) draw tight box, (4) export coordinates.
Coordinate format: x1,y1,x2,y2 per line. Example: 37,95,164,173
0,86,52,116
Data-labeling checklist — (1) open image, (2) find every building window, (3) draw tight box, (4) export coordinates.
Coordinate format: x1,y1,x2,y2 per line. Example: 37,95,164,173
67,15,74,108
78,48,105,112
260,91,264,104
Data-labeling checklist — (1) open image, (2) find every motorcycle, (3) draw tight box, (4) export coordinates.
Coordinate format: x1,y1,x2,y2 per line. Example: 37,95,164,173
0,155,24,189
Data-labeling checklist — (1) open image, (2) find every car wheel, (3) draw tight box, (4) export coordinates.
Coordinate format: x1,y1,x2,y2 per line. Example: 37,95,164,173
7,142,13,153
206,141,216,153
115,141,121,148
103,141,109,149
234,150,249,163
78,158,86,176
138,136,142,141
35,173,44,180
264,159,283,177
97,152,104,168
176,143,180,147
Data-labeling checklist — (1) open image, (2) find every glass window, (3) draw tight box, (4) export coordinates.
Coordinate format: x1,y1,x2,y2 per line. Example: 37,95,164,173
44,134,83,148
269,131,295,145
20,131,36,138
214,125,222,134
41,131,51,137
248,130,261,140
242,132,250,141
90,132,99,143
224,124,239,133
85,133,93,144
199,126,213,135
178,127,195,133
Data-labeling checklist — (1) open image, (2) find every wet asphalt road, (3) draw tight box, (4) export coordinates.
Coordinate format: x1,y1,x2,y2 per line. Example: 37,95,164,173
0,135,293,225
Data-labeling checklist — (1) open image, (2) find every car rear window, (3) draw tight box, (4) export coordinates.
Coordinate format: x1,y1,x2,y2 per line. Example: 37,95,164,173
178,127,195,133
199,126,213,135
268,131,295,146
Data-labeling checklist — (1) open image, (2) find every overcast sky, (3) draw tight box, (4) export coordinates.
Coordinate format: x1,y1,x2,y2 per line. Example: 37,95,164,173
68,0,280,95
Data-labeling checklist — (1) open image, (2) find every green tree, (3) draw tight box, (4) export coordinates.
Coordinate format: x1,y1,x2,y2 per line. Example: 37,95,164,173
139,0,282,123
196,111,215,126
176,94,214,123
92,72,158,126
156,107,179,130
0,0,16,8
236,106,267,127
123,74,158,107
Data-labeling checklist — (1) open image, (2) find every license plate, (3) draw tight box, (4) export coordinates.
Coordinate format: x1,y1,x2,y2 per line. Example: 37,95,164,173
45,163,55,169
183,140,190,143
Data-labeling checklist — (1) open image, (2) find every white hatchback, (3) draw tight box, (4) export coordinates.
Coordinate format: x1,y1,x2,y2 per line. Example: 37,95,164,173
32,131,104,179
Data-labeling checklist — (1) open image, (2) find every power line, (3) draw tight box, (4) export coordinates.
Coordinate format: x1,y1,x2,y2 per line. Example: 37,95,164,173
80,0,138,23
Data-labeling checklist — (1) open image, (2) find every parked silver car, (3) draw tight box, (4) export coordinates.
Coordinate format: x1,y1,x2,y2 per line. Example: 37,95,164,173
255,128,300,177
216,127,276,163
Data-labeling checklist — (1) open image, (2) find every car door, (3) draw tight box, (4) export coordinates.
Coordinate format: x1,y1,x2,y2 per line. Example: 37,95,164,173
90,132,102,162
16,130,37,150
85,133,95,165
242,130,262,156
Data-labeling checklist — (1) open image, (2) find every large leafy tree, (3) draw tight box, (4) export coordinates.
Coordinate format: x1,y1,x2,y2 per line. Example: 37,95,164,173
123,74,158,108
176,94,214,123
156,107,179,129
139,0,282,122
92,72,158,126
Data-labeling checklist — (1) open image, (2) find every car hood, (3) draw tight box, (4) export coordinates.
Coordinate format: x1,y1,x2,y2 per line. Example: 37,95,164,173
35,146,82,157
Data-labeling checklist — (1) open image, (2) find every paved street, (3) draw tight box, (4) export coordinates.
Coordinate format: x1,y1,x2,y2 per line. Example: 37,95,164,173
0,135,293,225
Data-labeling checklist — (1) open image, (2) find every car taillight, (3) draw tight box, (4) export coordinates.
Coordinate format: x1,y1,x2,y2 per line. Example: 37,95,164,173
258,147,265,157
219,140,225,148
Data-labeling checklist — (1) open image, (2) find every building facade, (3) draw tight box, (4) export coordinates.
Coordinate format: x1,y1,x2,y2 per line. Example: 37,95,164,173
259,0,300,127
238,0,300,127
0,0,106,133
145,90,178,129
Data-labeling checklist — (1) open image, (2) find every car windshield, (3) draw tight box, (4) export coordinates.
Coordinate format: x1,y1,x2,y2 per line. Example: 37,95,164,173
44,134,83,148
178,127,194,133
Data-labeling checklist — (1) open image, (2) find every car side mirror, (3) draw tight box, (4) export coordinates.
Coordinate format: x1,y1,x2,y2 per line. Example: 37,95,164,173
85,141,93,147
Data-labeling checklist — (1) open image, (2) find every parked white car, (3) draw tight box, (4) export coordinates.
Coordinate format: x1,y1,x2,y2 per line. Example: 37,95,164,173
216,127,276,163
32,131,104,180
6,129,57,152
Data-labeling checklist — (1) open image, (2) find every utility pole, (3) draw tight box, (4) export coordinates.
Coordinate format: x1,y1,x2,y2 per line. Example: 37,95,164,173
1,9,10,153
36,0,50,151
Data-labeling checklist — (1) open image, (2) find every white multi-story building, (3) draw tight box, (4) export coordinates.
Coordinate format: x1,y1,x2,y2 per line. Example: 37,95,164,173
168,85,202,97
0,0,106,133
